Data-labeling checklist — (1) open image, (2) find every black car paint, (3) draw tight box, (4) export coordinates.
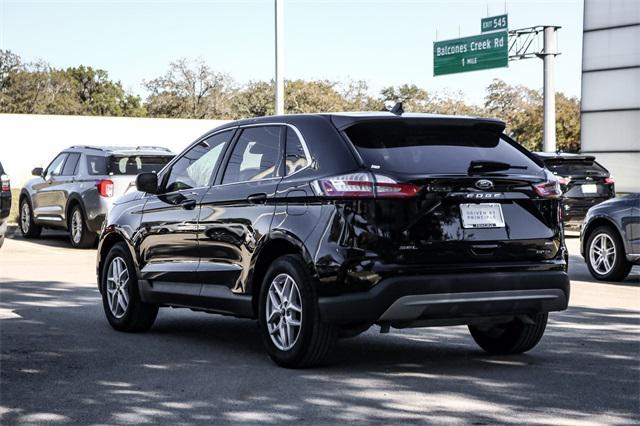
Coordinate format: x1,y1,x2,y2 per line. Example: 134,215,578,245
98,114,569,327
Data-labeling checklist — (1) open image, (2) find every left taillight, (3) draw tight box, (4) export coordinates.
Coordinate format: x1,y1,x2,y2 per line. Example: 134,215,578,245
97,179,114,197
533,180,562,199
1,174,10,191
312,173,420,198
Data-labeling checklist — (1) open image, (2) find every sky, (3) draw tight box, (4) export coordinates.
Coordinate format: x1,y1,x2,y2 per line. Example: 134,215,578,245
0,0,584,106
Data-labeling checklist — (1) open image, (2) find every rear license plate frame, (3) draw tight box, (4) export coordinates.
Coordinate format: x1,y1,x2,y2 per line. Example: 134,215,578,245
460,203,506,229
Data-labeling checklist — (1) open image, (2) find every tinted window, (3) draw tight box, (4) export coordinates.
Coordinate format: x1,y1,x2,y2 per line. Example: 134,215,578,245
61,153,81,176
222,126,283,184
164,130,233,193
45,154,68,178
285,128,308,175
345,121,539,174
543,160,607,176
109,155,172,175
86,155,107,175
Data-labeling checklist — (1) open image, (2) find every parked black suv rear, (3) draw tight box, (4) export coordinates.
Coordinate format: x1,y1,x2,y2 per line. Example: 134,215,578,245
97,112,570,367
535,152,615,226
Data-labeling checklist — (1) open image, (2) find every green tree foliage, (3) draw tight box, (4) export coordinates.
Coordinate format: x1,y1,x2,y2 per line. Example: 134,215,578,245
0,49,145,117
144,58,235,119
1,51,581,152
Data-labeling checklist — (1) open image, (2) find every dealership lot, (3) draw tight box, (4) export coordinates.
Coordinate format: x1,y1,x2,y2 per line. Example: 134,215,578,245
1,230,638,425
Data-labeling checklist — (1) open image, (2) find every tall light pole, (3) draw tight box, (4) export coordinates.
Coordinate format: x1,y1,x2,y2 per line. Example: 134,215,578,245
541,26,559,153
275,0,284,115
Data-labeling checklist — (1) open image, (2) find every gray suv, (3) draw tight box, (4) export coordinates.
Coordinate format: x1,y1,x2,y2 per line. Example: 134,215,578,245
19,146,174,248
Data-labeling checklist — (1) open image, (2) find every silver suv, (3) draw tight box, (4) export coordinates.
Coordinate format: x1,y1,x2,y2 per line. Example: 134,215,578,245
19,146,174,248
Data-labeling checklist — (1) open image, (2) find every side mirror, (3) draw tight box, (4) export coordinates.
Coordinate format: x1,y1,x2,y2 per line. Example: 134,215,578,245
136,172,158,194
32,167,44,176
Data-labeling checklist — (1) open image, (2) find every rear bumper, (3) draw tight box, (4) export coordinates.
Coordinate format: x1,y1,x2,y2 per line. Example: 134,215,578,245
318,270,569,325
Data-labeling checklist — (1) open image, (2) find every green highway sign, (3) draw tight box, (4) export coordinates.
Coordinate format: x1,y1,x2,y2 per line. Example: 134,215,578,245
433,31,508,76
481,14,508,33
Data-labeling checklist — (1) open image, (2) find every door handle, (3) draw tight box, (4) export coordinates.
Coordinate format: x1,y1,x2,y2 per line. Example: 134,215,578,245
180,199,197,210
247,193,268,204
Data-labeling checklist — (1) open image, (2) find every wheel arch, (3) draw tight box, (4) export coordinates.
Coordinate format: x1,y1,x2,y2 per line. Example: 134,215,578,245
582,216,625,257
65,194,85,231
248,231,317,317
97,230,138,293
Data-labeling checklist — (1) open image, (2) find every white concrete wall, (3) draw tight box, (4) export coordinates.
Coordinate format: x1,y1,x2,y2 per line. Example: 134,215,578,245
582,0,640,193
0,114,228,186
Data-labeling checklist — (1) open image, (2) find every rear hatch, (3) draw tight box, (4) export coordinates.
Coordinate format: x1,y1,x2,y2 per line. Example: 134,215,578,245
340,119,562,267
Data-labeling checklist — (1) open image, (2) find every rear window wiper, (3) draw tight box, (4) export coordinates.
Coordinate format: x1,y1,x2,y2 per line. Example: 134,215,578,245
468,160,528,174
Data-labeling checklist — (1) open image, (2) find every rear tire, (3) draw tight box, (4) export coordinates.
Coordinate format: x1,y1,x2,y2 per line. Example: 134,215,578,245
258,254,337,368
68,205,97,248
585,226,632,281
19,197,42,238
101,242,158,332
469,313,548,355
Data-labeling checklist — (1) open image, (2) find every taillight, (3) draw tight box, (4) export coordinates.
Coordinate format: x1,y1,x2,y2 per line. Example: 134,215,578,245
97,179,114,197
558,176,571,185
1,174,9,191
313,173,419,198
533,180,562,199
604,176,615,185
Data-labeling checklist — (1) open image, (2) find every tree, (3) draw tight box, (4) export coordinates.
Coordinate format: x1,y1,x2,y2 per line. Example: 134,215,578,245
380,84,432,112
144,58,234,119
284,79,346,113
231,80,275,118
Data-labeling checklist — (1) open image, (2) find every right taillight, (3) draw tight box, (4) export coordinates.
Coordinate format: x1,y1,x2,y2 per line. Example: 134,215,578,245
97,179,114,197
312,173,420,198
1,174,10,191
533,180,562,199
604,176,615,185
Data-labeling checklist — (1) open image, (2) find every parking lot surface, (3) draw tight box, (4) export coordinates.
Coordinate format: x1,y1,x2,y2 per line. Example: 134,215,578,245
1,229,639,425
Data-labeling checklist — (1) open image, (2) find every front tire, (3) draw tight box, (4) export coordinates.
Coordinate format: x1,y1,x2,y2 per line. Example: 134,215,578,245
469,313,548,355
586,226,632,281
19,197,42,238
101,242,158,332
258,254,337,368
68,205,97,248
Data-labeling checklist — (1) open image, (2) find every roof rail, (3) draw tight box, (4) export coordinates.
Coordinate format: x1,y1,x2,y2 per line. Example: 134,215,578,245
135,146,172,152
69,145,105,151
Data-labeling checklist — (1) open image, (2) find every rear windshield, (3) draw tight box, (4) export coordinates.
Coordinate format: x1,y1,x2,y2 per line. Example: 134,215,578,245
543,159,607,176
87,155,172,175
344,121,539,175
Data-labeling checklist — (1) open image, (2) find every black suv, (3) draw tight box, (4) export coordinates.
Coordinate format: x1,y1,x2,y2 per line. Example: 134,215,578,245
535,152,615,226
97,113,570,367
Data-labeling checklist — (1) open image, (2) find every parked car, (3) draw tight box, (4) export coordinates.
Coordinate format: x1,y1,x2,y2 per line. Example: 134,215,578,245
97,112,570,368
534,152,615,226
581,193,640,281
0,161,11,248
19,146,173,248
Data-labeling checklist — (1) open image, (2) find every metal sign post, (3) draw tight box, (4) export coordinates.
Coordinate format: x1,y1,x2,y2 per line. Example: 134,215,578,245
542,26,558,153
275,0,284,115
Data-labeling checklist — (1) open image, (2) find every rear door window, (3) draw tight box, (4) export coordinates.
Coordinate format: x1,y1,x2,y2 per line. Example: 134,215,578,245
222,126,283,184
61,153,81,176
344,121,539,175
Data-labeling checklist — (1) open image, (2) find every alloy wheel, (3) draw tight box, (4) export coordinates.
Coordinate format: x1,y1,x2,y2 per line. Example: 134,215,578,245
106,257,130,319
71,209,83,244
589,233,616,275
21,202,30,233
265,273,303,351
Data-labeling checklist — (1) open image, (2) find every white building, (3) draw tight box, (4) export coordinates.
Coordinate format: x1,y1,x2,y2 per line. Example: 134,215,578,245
581,0,640,193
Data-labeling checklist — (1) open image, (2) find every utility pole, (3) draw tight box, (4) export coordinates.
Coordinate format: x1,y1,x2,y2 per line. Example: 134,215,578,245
508,25,561,152
275,0,284,115
541,26,559,153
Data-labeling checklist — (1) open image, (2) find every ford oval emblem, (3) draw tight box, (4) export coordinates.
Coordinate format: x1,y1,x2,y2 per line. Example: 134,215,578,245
475,179,494,190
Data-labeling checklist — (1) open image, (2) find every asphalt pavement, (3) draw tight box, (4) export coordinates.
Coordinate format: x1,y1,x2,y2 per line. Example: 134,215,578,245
1,229,638,425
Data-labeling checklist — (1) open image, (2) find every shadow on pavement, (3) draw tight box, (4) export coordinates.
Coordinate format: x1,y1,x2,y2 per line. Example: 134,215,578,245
1,278,638,424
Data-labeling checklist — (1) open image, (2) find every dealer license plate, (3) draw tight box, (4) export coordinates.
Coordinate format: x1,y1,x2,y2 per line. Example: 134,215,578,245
460,203,505,229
